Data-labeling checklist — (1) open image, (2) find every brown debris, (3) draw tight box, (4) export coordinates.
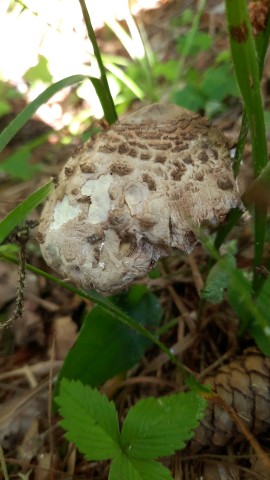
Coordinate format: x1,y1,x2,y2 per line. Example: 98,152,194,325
230,22,249,43
249,0,270,36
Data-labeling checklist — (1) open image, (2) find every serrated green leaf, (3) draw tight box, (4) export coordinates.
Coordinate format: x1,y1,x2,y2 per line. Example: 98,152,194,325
55,285,162,396
120,391,206,459
200,254,236,304
109,454,173,480
56,379,120,460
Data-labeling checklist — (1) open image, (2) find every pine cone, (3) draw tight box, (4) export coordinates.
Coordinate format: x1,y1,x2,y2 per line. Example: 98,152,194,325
191,348,270,451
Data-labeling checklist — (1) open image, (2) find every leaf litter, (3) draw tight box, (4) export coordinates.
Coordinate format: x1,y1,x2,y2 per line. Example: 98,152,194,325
0,1,270,479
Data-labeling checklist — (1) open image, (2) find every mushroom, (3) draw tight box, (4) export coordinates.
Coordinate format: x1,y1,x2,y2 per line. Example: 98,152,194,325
38,104,243,294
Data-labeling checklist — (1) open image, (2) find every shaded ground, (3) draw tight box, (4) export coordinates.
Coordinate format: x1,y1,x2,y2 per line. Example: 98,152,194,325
1,1,270,479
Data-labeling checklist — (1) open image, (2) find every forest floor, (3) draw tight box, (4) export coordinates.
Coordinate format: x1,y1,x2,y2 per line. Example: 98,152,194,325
0,0,270,479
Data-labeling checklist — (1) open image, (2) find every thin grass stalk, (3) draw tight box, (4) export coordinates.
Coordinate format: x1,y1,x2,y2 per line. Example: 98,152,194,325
124,8,155,99
225,1,268,175
225,1,269,293
0,252,184,373
106,13,155,101
233,14,270,177
215,13,270,249
78,0,117,124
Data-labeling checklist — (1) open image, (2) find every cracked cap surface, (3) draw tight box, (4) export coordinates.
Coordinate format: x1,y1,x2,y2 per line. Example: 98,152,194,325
38,103,243,294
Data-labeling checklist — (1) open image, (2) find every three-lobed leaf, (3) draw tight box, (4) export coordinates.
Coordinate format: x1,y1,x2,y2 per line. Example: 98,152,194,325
57,380,206,478
56,379,120,460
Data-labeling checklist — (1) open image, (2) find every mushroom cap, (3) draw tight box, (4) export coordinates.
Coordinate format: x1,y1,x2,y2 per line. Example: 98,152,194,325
38,103,243,294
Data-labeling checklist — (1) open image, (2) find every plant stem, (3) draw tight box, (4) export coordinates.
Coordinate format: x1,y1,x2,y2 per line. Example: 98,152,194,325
78,0,117,124
0,252,185,373
214,12,270,247
233,14,270,177
225,1,269,293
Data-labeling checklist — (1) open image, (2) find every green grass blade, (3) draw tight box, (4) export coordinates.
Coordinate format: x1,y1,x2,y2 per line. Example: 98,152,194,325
78,0,117,124
225,1,269,292
0,252,181,371
104,62,144,99
233,16,270,177
0,75,87,153
225,1,268,176
172,0,206,91
0,181,53,244
90,76,118,124
217,8,270,247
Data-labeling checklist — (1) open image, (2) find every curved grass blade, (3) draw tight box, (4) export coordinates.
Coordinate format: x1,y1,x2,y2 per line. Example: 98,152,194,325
0,252,181,370
233,15,270,177
225,1,268,176
78,0,117,124
104,62,144,99
225,1,269,293
0,75,87,153
0,181,53,244
90,76,118,124
0,74,116,152
215,10,270,253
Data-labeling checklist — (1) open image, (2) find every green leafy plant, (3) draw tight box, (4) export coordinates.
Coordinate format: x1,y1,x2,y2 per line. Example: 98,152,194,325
56,379,206,480
200,245,270,355
172,61,239,117
55,285,163,395
100,0,238,115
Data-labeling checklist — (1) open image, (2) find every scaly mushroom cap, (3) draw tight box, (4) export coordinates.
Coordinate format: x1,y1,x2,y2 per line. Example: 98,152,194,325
38,104,243,294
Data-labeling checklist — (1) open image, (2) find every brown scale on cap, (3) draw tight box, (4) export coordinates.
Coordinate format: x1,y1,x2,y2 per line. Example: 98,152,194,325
38,104,243,294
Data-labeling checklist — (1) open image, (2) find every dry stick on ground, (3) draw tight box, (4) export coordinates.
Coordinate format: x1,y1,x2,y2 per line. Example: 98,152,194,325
188,253,204,293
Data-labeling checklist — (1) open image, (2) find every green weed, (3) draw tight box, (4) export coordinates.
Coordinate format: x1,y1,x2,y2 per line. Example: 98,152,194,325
56,379,206,480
